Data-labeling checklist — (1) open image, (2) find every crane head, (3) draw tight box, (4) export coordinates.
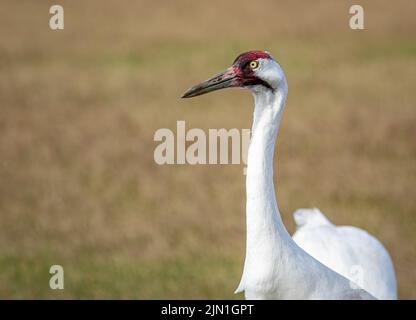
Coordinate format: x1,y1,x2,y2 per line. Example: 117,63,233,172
182,50,285,98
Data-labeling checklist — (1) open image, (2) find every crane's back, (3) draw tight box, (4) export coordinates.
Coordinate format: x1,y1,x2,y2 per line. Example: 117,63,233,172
292,208,397,300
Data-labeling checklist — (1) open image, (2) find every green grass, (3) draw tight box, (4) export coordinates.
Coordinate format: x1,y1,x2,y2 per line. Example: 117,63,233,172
0,253,243,299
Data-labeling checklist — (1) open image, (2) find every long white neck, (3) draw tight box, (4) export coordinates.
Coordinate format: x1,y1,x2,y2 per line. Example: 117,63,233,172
236,84,296,293
246,84,294,255
236,82,375,300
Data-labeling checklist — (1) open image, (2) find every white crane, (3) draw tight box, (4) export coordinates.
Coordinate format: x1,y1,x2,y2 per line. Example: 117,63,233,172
182,50,397,300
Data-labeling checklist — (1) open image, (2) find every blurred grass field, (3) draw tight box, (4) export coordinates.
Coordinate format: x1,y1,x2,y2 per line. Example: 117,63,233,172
0,0,415,299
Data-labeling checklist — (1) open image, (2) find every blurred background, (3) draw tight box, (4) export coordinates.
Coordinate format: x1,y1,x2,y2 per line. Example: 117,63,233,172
0,0,415,299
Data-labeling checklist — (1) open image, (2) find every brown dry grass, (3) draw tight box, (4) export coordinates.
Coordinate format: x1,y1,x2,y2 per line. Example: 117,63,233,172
0,0,415,298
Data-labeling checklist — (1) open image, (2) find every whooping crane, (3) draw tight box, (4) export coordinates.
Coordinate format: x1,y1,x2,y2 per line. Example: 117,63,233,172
182,51,397,300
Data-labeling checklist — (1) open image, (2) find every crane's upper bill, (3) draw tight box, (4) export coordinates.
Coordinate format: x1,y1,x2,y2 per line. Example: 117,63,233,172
181,67,240,98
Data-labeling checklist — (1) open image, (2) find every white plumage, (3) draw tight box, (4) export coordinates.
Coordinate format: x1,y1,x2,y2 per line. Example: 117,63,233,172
293,208,397,299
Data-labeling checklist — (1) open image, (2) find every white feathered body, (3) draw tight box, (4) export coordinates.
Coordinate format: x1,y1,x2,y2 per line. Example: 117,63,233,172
292,208,397,300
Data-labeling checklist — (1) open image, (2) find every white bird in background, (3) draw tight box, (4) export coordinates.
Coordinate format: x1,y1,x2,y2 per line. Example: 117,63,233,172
182,50,397,300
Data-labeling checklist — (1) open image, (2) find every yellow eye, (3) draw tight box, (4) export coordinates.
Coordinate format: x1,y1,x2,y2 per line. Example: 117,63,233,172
249,60,259,69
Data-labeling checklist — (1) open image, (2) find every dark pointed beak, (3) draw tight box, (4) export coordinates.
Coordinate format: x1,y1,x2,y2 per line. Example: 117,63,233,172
181,67,240,98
